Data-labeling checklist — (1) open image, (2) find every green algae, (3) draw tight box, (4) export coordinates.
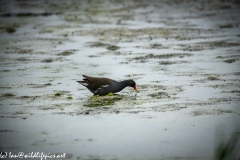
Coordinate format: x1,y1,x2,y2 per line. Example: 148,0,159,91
67,96,73,100
55,93,61,96
207,76,220,81
87,41,120,51
1,93,16,97
6,27,16,33
85,95,122,107
57,51,74,56
90,95,100,99
106,45,120,51
224,59,236,63
107,92,114,96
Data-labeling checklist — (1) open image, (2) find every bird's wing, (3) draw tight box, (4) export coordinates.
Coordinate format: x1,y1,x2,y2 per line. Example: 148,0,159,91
82,75,117,85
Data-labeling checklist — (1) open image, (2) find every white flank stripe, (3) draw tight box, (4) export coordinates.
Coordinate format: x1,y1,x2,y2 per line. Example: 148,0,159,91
101,85,109,88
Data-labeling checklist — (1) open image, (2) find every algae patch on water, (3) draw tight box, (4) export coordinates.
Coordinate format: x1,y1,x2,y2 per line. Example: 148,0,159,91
106,45,120,51
55,93,61,96
53,91,70,97
149,92,169,99
87,41,120,51
85,95,122,107
6,27,16,33
224,59,236,63
107,92,114,96
207,76,220,81
67,96,73,100
1,93,16,97
57,51,74,56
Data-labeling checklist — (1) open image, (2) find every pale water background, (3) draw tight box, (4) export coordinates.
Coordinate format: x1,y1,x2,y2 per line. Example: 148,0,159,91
0,0,240,159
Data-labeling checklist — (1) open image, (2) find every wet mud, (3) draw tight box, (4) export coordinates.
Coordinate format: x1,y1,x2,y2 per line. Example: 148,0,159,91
0,0,240,160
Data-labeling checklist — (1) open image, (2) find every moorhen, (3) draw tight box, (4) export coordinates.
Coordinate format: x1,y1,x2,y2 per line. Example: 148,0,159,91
77,75,137,96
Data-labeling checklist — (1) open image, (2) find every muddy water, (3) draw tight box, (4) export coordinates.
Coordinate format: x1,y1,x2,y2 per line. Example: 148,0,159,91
0,0,240,160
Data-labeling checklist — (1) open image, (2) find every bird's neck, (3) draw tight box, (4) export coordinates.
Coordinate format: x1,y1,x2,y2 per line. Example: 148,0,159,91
117,80,131,90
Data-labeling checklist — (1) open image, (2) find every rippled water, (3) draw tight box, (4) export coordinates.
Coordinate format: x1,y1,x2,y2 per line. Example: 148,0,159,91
0,0,240,159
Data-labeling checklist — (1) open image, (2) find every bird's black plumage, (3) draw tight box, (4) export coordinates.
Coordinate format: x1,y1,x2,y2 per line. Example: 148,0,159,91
77,75,136,96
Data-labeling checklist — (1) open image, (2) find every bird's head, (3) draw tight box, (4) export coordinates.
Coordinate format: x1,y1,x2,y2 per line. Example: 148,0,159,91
128,80,137,91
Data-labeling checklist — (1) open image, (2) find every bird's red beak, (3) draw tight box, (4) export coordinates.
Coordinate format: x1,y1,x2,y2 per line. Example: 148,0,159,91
133,85,137,91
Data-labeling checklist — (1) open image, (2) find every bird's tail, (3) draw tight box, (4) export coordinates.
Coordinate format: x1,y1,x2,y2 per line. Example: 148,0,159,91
76,81,88,87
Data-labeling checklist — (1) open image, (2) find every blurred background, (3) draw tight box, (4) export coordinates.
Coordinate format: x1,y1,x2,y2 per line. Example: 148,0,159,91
0,0,240,160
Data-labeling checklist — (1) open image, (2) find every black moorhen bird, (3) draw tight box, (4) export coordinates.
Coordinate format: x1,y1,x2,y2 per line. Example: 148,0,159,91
77,75,137,96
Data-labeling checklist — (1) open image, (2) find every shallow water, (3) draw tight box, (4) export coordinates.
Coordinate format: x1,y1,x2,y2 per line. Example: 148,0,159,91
0,0,240,160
